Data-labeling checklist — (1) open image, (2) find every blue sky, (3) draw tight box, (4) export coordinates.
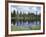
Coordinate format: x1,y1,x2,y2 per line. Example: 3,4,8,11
11,5,41,15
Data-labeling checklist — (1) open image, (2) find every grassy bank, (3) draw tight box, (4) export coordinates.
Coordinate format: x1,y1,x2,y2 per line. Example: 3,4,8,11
11,25,41,31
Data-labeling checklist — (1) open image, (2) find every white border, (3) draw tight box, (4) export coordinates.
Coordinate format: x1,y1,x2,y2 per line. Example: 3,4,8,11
8,3,43,34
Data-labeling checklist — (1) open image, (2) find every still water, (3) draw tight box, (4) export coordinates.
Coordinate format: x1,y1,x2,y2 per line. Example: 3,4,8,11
11,21,41,26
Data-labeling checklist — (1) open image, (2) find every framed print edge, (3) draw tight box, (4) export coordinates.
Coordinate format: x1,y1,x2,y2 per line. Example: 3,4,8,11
5,0,8,37
5,1,45,37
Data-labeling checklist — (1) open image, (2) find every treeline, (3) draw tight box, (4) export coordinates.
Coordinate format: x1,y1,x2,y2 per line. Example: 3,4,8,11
11,10,41,22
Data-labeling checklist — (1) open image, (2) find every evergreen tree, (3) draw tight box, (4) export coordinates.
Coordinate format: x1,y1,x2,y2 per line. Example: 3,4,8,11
20,11,22,17
11,10,16,17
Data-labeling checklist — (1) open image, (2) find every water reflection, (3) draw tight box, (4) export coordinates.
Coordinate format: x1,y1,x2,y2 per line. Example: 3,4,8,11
11,20,41,26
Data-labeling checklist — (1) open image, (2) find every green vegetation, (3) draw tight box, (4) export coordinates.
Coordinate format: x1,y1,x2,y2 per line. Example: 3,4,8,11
11,10,41,25
11,25,41,31
29,25,41,30
11,10,41,31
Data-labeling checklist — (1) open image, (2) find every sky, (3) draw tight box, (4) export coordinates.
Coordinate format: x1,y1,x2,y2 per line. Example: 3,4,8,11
11,5,41,15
